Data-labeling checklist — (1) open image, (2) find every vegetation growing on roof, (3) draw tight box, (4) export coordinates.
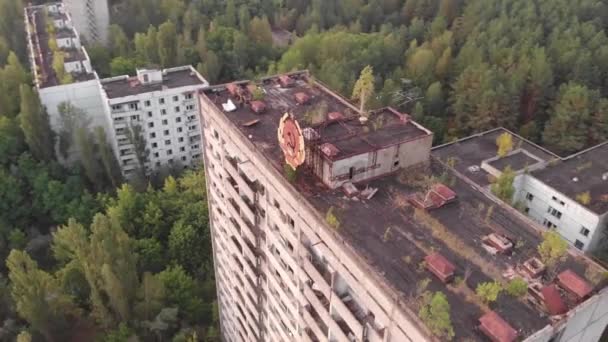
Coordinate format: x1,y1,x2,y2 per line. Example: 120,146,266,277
496,132,513,157
476,281,502,303
505,278,528,298
283,163,297,183
576,191,591,205
352,65,374,117
419,291,455,340
538,230,568,267
491,166,515,202
325,206,340,229
251,86,264,101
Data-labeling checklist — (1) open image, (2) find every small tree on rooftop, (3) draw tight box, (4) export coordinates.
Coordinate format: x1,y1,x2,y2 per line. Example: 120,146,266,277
538,230,568,267
325,206,340,229
252,87,265,101
476,281,502,303
352,65,375,117
576,191,591,205
419,291,455,340
505,277,528,298
491,166,515,202
496,132,513,157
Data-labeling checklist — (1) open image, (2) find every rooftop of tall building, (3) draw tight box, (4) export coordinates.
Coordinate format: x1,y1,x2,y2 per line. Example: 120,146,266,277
101,67,208,99
200,71,608,341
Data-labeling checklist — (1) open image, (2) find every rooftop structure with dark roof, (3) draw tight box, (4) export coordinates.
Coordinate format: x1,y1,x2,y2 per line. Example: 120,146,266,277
25,3,95,88
199,72,608,341
101,67,206,99
531,142,608,214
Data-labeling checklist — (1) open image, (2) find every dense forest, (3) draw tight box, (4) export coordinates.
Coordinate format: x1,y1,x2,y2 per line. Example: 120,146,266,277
1,0,608,340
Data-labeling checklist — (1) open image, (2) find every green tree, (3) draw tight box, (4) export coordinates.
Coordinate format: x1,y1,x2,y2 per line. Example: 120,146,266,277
491,166,515,202
0,52,28,116
134,272,165,321
476,281,502,303
496,132,513,157
224,0,237,27
110,56,138,76
74,126,101,187
158,265,204,322
538,230,568,267
158,21,178,67
505,278,528,298
95,127,122,188
7,250,78,342
197,50,221,83
249,16,273,46
168,221,206,274
108,25,130,57
18,85,55,161
352,65,375,116
0,116,25,165
419,291,454,340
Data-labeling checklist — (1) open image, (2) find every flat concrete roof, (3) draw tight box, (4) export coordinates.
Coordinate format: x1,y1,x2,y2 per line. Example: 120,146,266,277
202,73,608,341
432,128,557,186
202,71,430,162
102,68,205,99
532,143,608,214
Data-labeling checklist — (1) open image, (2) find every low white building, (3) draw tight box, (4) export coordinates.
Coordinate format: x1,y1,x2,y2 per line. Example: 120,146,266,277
63,0,110,45
100,67,209,178
433,128,608,253
25,2,108,136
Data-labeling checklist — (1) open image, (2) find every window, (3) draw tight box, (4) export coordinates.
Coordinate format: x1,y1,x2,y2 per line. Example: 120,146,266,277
176,117,182,123
173,95,179,102
148,122,154,128
178,137,184,143
156,161,161,167
580,227,590,237
175,106,180,113
147,111,153,118
162,119,168,125
129,103,138,110
152,142,158,148
153,152,159,158
168,158,174,164
161,109,167,115
149,132,156,138
542,219,556,229
526,192,534,201
182,156,187,161
180,146,185,152
112,104,122,111
393,160,399,167
186,104,194,111
191,144,199,149
165,139,171,145
159,98,165,104
524,207,530,214
574,240,584,250
177,127,183,133
131,115,139,121
143,74,149,83
145,100,151,107
186,93,193,99
115,128,125,134
164,129,170,136
547,206,562,219
167,149,173,155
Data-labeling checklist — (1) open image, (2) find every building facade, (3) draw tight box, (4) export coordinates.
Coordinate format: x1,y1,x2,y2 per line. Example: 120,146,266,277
63,0,110,44
199,73,608,342
101,67,209,178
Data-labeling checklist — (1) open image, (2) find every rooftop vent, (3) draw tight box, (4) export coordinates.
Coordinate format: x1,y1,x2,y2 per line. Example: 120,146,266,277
327,112,344,121
320,143,340,158
468,165,481,172
342,182,359,197
522,257,546,279
557,269,593,301
279,75,295,88
409,183,457,210
478,311,518,342
222,99,237,112
250,100,266,114
572,177,579,182
424,252,455,283
481,233,513,255
295,92,310,105
303,127,319,141
541,284,568,315
602,172,608,181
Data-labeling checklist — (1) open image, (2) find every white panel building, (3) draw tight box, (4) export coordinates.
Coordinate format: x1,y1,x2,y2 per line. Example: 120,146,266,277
100,67,209,177
63,0,110,44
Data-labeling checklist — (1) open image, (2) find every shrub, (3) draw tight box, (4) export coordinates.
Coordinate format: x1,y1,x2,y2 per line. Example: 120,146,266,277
538,230,568,266
505,278,528,298
576,191,591,205
476,281,502,303
496,132,513,157
284,163,297,183
325,206,340,229
419,291,455,340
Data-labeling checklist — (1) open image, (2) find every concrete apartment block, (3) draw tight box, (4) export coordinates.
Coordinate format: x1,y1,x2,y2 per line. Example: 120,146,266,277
198,71,608,342
63,0,110,44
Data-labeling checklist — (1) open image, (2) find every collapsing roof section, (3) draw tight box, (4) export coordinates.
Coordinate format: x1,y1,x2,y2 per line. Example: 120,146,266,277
200,72,608,341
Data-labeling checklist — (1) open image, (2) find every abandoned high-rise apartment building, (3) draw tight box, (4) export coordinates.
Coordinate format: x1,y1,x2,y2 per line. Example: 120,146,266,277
198,71,608,342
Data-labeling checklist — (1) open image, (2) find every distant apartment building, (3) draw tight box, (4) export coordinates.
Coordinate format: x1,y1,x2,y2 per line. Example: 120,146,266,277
433,129,608,253
100,67,209,177
25,2,108,135
198,72,608,342
63,0,110,44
